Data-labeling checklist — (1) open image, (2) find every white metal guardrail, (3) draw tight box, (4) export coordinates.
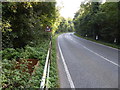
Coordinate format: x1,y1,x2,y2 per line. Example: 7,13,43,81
40,41,52,89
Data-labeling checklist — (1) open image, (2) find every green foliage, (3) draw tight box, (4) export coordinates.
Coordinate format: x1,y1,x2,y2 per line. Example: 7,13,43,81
2,40,49,60
1,40,49,89
2,59,30,89
75,33,120,49
49,34,59,88
28,63,44,88
21,46,45,59
73,2,119,45
2,48,20,60
2,2,56,49
1,1,58,89
56,17,74,33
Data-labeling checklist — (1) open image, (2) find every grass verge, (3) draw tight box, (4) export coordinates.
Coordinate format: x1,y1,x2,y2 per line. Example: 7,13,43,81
49,34,60,88
74,33,120,49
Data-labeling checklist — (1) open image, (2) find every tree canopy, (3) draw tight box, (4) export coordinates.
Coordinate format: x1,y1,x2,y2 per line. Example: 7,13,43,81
73,2,119,45
2,2,56,49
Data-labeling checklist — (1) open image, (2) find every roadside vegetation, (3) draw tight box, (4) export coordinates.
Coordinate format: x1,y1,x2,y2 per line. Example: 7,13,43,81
1,2,57,89
1,41,49,88
73,2,120,47
49,34,60,88
75,33,120,49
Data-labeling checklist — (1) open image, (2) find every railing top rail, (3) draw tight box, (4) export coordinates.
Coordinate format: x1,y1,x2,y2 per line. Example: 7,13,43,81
40,41,52,88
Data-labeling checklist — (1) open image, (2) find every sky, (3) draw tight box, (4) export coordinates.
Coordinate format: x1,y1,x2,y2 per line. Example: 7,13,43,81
56,0,85,19
56,0,106,19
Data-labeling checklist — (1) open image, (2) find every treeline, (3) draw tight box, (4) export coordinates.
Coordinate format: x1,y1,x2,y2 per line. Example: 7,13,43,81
73,2,119,45
53,8,75,34
56,17,74,33
2,2,56,49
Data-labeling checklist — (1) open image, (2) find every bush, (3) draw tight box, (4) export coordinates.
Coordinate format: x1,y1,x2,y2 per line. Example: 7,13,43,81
1,40,50,89
2,59,31,89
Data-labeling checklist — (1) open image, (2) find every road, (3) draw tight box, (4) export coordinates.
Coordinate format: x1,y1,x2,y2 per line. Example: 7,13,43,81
57,33,119,88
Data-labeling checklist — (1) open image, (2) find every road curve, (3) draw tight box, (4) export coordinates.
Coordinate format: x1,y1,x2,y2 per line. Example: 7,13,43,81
57,33,119,88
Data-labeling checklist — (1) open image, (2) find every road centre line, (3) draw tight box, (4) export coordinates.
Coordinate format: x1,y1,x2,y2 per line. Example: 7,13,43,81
58,37,75,88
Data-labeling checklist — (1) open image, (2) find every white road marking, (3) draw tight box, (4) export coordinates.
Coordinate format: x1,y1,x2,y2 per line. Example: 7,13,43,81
70,38,120,67
58,38,75,88
71,34,119,51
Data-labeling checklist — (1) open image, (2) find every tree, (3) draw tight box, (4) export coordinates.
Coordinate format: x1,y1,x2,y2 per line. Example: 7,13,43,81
73,2,119,45
2,2,57,49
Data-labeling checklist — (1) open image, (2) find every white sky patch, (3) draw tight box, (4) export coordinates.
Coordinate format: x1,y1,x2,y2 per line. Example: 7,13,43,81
56,0,107,19
56,0,84,19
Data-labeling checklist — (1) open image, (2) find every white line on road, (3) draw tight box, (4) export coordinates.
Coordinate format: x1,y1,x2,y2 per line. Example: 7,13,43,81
71,34,119,51
58,39,75,88
83,46,120,67
70,39,120,67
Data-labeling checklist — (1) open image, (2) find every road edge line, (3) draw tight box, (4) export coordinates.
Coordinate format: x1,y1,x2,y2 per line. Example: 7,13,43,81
72,33,119,51
58,38,75,88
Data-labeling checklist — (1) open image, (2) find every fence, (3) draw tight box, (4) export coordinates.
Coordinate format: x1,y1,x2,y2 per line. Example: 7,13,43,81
40,41,52,89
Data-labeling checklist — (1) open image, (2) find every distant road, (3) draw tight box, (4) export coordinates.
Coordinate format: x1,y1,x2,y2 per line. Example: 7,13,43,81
57,33,119,88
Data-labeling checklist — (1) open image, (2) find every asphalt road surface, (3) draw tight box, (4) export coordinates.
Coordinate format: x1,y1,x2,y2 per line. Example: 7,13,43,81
57,33,119,88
